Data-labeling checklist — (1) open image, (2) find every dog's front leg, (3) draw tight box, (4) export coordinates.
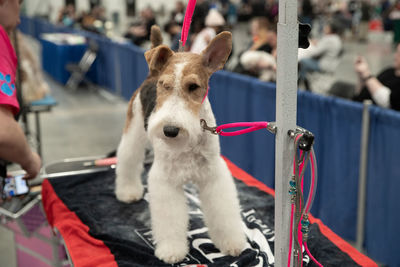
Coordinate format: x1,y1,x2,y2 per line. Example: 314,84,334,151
115,120,146,203
198,157,247,256
148,163,189,264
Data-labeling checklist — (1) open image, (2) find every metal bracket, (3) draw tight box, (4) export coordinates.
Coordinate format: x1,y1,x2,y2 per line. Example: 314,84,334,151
288,126,313,138
266,121,277,134
288,126,315,151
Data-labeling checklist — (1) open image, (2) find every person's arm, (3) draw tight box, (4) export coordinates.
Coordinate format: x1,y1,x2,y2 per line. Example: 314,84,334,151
0,106,41,179
354,56,391,108
303,37,328,59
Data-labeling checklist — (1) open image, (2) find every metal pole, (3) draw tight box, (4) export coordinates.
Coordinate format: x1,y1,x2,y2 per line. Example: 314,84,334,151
275,0,299,266
35,111,42,158
356,100,372,251
114,48,122,97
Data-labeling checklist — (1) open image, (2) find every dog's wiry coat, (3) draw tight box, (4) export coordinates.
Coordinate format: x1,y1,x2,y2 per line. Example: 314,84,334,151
115,25,246,264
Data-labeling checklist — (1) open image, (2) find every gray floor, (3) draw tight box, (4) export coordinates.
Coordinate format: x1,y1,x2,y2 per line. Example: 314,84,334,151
0,26,395,266
37,78,127,163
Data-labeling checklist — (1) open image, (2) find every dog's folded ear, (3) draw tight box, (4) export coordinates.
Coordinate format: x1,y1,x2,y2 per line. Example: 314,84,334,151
145,45,174,74
201,31,232,73
150,25,163,49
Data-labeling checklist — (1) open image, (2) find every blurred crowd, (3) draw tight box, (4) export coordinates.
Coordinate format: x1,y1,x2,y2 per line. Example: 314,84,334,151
57,4,110,35
53,0,400,111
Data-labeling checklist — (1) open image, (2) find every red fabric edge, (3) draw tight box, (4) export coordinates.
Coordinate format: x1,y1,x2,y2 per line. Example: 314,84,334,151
41,179,118,267
222,156,378,267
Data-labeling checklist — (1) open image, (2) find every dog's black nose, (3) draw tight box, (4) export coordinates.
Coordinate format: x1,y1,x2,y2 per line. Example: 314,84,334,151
163,126,180,138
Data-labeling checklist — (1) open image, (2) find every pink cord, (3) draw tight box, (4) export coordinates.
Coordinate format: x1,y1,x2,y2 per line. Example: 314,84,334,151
305,152,315,213
304,243,323,267
95,157,117,166
180,0,197,47
201,86,209,104
216,122,268,136
290,135,323,267
288,204,295,267
298,154,304,267
303,152,323,266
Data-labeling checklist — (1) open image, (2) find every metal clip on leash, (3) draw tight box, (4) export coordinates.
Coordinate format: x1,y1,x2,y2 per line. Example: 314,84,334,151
200,119,220,135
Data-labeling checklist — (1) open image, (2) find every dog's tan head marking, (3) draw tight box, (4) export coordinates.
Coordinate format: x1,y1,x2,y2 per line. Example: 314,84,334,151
142,29,232,142
144,31,232,113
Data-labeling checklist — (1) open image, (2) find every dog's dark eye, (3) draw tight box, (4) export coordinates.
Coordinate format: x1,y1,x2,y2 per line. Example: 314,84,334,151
188,83,200,92
158,80,171,90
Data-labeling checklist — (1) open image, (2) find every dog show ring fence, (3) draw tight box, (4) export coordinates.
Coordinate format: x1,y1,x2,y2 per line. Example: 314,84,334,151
19,15,400,267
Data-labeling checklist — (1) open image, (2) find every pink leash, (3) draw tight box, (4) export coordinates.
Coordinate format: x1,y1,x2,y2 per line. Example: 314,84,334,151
216,121,269,136
180,0,197,48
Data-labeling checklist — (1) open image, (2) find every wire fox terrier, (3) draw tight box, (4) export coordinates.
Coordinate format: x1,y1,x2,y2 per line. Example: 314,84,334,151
115,26,246,264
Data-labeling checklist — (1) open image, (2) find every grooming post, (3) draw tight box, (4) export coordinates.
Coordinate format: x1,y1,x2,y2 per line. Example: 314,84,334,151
356,100,372,251
275,0,299,266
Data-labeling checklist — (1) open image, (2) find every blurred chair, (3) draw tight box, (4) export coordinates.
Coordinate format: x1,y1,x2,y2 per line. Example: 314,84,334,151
65,40,98,90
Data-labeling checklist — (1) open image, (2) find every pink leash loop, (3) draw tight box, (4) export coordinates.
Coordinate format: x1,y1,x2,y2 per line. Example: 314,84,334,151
216,122,268,136
180,0,197,48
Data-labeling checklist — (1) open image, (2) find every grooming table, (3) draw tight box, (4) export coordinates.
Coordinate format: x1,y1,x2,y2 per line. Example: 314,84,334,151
41,157,377,267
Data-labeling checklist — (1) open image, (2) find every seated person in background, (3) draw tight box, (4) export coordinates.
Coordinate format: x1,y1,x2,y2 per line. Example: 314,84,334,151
298,20,343,89
78,5,108,35
0,0,41,180
164,21,181,52
11,30,49,103
124,7,156,46
190,8,225,54
239,50,276,82
190,0,210,35
170,1,185,26
57,4,76,27
164,1,184,51
248,17,276,54
233,17,277,82
352,44,400,110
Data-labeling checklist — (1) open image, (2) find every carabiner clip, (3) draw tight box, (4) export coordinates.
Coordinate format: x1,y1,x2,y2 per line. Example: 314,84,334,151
200,119,220,135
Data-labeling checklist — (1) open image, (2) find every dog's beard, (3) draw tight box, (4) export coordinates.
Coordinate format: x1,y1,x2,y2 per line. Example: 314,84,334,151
148,114,203,154
148,125,203,155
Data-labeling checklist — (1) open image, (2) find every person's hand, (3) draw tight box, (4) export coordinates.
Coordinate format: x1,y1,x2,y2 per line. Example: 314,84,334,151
130,26,146,36
21,152,41,180
354,56,371,79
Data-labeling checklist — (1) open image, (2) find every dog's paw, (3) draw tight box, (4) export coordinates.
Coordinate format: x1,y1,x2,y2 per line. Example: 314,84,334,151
115,183,144,203
155,240,188,264
213,233,246,256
